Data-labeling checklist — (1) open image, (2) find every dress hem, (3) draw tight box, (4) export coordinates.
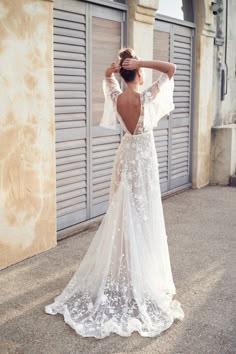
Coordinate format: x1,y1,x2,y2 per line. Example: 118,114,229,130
44,296,184,339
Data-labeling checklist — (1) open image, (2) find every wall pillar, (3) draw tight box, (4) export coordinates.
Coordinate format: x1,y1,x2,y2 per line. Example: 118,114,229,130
210,124,236,184
191,0,216,188
0,0,56,270
128,0,158,87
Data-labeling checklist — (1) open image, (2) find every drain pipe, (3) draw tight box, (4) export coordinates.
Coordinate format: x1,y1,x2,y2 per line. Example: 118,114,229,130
219,0,228,100
214,0,228,101
212,0,228,101
223,0,228,98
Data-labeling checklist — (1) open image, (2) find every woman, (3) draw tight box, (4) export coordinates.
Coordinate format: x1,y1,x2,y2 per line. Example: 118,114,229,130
45,48,185,339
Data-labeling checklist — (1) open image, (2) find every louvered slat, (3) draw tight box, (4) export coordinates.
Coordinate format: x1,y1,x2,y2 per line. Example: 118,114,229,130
154,21,193,192
170,25,192,188
153,28,170,192
53,3,87,230
92,136,119,211
91,13,122,217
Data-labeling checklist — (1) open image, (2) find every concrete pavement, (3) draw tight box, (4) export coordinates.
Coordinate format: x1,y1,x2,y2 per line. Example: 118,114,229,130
0,185,235,354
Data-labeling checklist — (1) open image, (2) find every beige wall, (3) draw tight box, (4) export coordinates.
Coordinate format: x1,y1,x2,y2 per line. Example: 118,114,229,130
192,32,215,188
0,0,56,270
227,0,236,124
190,0,216,188
210,124,236,184
209,0,236,183
213,0,236,126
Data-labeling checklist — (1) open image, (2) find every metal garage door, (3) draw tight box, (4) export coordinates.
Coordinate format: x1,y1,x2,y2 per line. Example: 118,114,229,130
53,0,125,231
153,19,194,194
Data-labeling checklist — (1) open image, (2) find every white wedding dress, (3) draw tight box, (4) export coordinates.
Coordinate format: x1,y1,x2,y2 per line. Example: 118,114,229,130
45,72,185,338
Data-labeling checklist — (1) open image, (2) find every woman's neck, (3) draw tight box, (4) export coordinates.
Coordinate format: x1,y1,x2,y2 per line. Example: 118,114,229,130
125,82,140,93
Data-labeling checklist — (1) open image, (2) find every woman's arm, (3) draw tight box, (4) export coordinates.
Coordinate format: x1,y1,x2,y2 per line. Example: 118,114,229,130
105,62,121,78
122,59,176,80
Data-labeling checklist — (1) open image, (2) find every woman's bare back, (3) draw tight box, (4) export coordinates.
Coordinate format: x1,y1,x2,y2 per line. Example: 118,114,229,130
116,92,141,135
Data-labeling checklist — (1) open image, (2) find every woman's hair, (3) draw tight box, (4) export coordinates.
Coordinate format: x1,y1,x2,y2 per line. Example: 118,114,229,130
119,48,139,82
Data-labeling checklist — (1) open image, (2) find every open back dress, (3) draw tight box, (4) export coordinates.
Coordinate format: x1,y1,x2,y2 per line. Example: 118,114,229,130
44,72,185,339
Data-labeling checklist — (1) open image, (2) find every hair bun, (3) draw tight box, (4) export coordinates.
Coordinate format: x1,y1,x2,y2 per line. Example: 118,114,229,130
118,48,139,83
118,48,136,61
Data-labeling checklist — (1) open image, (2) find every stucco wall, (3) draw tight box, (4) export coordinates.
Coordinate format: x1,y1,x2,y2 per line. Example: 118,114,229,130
210,124,236,184
0,0,56,270
192,32,215,188
210,0,236,182
222,0,236,124
212,0,236,126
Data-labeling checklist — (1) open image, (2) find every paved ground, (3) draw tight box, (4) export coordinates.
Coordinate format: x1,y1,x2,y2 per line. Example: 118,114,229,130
0,185,236,354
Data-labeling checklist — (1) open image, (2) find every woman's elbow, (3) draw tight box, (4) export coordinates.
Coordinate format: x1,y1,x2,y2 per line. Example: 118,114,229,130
167,64,176,80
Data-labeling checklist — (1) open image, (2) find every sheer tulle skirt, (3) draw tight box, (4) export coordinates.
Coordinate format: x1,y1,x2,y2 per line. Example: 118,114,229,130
45,130,184,338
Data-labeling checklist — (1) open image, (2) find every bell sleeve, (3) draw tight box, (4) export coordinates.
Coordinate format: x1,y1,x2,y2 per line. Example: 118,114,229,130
99,75,122,129
143,72,175,130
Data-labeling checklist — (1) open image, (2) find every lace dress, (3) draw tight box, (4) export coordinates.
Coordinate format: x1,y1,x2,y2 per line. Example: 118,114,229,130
44,72,185,338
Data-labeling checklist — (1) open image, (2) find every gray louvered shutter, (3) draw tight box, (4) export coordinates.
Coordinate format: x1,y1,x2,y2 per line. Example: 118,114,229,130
54,1,87,230
90,6,124,218
153,20,193,193
153,22,171,193
171,24,193,189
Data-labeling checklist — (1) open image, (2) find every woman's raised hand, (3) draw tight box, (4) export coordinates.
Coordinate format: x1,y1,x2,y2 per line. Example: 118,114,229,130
110,62,121,73
121,58,140,70
105,62,121,77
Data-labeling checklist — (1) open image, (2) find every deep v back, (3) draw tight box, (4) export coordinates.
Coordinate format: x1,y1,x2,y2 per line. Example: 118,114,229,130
116,92,143,135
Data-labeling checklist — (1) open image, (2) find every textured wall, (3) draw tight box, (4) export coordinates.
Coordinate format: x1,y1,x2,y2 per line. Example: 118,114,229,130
0,0,56,270
210,0,236,182
212,0,236,126
221,0,236,124
210,125,236,184
189,0,216,188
